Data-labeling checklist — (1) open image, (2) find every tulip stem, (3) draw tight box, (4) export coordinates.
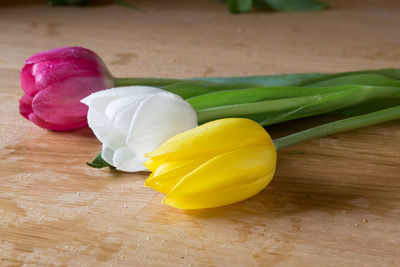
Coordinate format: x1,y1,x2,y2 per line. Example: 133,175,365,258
113,77,185,87
273,106,400,150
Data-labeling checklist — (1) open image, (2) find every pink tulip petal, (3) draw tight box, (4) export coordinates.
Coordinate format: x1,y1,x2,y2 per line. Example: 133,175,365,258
25,46,100,65
33,58,103,77
32,76,108,125
19,94,34,119
33,59,104,90
28,112,87,131
20,64,38,96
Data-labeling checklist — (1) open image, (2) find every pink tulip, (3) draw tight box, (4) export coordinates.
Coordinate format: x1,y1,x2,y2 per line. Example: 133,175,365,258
19,46,114,131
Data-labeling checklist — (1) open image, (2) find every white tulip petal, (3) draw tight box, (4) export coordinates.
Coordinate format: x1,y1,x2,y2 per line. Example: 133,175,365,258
105,96,142,121
104,96,142,135
87,105,111,128
126,92,198,155
113,147,148,172
81,86,163,108
87,107,125,150
102,145,115,166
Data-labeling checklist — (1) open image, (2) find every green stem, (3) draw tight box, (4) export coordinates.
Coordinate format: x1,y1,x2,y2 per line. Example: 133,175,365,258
273,106,400,150
113,77,185,87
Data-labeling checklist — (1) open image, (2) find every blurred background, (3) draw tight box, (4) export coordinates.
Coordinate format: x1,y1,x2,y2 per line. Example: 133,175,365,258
2,0,400,82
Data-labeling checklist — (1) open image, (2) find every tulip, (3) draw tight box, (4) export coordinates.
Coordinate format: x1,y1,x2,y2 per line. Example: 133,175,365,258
19,46,114,131
144,118,277,209
20,46,400,133
81,86,198,172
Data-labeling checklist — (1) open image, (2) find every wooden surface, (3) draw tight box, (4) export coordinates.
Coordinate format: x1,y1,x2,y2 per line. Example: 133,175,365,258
1,0,400,266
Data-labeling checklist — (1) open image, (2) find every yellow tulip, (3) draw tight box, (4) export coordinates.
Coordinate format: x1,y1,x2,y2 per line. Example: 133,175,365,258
144,118,277,209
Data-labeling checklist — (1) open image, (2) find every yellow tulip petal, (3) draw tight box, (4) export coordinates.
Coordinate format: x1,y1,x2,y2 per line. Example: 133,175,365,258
143,158,160,172
163,144,277,209
145,118,272,162
144,155,211,194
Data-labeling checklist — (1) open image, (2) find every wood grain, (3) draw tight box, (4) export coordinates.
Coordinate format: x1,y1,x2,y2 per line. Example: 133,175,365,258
1,0,399,266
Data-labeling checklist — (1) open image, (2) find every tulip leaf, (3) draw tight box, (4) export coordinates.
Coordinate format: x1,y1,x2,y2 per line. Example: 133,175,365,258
338,98,400,116
304,74,400,116
162,81,257,99
257,87,368,126
305,74,400,88
187,85,354,110
87,152,111,169
113,77,185,87
195,85,400,125
193,68,400,87
258,86,400,125
196,87,366,123
194,73,326,87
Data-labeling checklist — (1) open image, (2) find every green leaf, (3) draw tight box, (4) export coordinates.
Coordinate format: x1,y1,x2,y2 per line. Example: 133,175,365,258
298,69,400,86
114,69,400,101
306,74,400,87
228,0,253,13
86,152,111,169
162,81,256,99
257,87,369,126
338,98,400,117
193,73,326,86
258,85,400,125
304,74,400,116
195,86,366,122
187,85,353,110
194,84,400,127
254,0,329,11
194,68,400,87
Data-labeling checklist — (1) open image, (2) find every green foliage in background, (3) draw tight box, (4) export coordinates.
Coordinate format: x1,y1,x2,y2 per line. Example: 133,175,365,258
47,0,88,5
47,0,329,13
228,0,329,13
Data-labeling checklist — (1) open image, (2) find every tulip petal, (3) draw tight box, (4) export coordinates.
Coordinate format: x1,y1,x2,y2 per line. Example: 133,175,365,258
163,145,276,209
127,92,198,155
83,86,165,150
144,155,211,194
102,145,115,166
31,76,108,125
112,146,148,172
145,118,272,163
25,46,101,65
81,86,163,108
27,113,88,131
104,96,143,135
32,59,105,91
20,64,38,96
19,94,33,119
87,108,125,150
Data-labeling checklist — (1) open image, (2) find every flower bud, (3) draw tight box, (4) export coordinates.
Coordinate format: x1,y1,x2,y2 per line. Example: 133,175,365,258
19,46,114,130
81,86,198,172
144,118,277,209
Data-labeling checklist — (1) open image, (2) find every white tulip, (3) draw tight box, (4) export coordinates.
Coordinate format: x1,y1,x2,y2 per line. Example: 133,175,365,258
81,86,198,172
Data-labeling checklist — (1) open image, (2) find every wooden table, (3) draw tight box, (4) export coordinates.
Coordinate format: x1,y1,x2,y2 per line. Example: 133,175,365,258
1,0,400,266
